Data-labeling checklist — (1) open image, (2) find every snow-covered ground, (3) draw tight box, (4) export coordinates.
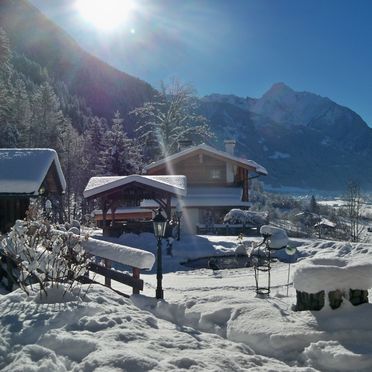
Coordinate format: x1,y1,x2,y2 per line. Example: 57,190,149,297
2,232,372,371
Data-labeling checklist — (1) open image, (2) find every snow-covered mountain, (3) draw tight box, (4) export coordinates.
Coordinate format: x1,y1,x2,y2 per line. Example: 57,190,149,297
201,83,372,191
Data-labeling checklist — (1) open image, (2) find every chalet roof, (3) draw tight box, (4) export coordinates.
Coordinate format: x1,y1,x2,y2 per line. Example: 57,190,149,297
144,143,268,175
314,218,336,228
83,175,187,199
0,148,66,195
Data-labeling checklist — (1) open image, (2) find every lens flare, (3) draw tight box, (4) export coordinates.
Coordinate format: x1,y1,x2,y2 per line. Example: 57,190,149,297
76,0,133,30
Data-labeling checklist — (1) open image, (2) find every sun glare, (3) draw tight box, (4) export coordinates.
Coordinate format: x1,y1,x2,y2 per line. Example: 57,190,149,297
76,0,133,30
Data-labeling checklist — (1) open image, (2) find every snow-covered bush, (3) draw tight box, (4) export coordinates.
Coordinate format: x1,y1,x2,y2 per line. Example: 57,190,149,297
224,209,268,227
0,203,90,297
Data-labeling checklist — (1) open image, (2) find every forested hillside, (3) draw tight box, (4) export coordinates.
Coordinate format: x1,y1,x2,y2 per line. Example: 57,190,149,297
0,0,155,131
0,26,144,220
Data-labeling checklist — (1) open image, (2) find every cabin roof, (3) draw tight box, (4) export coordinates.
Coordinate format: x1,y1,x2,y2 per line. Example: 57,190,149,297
83,175,187,199
0,148,66,195
144,143,268,175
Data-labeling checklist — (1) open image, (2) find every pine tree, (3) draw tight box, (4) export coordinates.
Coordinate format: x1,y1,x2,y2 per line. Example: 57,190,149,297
309,195,319,214
0,28,11,80
0,122,18,147
30,82,65,149
0,28,14,137
101,111,143,176
11,78,31,146
82,116,107,178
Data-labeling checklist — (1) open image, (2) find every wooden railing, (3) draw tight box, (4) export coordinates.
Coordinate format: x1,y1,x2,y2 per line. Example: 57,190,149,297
0,235,155,297
81,259,144,297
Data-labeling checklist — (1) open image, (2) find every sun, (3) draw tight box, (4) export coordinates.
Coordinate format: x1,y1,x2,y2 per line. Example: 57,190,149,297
76,0,133,30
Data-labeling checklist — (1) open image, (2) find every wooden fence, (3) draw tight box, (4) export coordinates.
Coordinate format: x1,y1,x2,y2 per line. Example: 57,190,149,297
0,235,155,298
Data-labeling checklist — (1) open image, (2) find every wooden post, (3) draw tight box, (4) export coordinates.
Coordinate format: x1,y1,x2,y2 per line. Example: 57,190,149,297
165,195,172,220
242,169,249,201
104,258,112,287
132,267,140,295
102,198,109,237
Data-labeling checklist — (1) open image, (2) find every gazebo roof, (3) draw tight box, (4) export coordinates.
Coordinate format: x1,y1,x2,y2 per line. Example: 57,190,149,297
83,175,187,200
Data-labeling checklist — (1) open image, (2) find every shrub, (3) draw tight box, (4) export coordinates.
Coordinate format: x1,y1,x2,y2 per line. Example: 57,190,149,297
0,202,90,297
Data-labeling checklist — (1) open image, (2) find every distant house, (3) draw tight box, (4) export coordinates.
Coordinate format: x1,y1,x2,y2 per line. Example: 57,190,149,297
0,148,66,233
144,141,267,233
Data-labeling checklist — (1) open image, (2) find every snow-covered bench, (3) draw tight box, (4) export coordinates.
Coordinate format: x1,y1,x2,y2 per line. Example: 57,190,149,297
293,257,372,310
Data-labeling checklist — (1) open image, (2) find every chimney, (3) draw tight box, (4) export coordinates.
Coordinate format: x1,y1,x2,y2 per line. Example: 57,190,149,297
224,140,236,155
178,139,193,152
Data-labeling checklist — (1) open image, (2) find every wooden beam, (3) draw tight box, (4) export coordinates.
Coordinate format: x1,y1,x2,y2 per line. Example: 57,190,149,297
132,267,140,295
88,262,144,292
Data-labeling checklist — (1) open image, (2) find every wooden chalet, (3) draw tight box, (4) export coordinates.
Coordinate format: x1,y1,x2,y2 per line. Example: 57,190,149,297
0,148,66,233
144,141,267,233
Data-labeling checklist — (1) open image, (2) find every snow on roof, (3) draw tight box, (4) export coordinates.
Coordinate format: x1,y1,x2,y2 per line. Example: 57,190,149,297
314,218,336,228
83,175,187,199
293,257,372,293
140,186,251,208
144,143,268,175
0,148,66,195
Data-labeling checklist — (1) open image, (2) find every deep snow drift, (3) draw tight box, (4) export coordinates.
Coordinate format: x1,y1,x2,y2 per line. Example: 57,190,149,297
2,233,372,371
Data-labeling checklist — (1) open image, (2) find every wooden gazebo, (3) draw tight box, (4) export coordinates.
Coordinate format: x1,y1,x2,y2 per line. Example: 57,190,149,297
83,175,187,236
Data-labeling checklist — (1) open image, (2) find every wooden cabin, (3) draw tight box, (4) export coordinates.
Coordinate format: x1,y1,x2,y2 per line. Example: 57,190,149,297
0,148,66,233
144,141,267,233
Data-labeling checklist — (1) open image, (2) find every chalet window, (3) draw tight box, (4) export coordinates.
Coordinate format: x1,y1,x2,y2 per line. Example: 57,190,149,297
210,168,222,180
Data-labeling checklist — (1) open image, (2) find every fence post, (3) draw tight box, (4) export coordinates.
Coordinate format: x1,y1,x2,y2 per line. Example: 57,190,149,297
132,267,140,295
104,259,112,287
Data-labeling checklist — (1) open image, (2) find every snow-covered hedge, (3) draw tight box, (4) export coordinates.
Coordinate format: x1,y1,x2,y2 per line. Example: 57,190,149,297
293,257,372,293
224,209,267,227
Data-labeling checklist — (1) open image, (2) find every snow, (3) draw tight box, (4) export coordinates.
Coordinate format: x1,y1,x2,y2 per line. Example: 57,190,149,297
293,257,372,293
3,233,372,371
0,148,66,194
83,175,187,199
314,218,336,228
83,237,155,270
223,209,267,230
260,225,289,249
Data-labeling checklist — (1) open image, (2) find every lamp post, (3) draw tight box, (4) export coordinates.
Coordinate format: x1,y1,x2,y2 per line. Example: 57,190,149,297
175,207,183,241
152,208,168,299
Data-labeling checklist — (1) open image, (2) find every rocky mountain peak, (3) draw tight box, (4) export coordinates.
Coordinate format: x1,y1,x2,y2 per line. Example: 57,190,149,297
262,82,295,99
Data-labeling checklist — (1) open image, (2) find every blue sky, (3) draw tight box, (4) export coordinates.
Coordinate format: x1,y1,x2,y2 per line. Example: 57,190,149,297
30,0,372,125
